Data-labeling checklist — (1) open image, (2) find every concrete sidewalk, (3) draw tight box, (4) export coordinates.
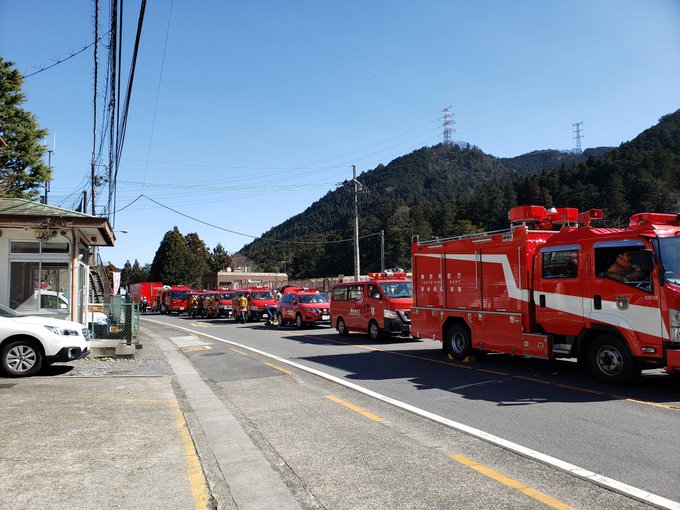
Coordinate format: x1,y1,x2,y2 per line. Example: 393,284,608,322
0,328,301,510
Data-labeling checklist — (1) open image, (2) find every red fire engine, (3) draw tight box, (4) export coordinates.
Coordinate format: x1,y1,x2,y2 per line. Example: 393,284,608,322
411,205,680,384
158,285,191,314
129,282,162,311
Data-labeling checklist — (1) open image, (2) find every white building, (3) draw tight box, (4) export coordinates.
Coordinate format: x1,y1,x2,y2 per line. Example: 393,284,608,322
0,198,115,324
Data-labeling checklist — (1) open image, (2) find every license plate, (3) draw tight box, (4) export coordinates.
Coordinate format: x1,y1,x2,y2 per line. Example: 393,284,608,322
322,314,330,320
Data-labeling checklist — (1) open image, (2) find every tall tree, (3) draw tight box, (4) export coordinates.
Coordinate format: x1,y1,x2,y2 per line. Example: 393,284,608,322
0,58,50,199
149,227,195,285
210,243,232,272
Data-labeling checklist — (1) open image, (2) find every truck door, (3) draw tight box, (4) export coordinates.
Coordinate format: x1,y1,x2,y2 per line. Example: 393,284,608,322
534,245,585,337
587,242,662,344
362,283,383,330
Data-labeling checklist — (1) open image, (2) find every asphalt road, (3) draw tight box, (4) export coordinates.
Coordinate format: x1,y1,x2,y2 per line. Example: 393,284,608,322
145,313,680,509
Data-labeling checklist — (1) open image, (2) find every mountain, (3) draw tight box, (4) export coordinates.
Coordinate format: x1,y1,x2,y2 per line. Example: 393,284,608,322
239,110,680,278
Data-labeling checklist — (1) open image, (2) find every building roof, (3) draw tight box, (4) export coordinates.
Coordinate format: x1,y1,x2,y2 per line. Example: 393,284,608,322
0,198,115,246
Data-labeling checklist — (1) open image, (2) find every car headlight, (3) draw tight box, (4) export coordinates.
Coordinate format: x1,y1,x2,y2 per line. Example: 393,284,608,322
383,309,398,319
44,325,79,336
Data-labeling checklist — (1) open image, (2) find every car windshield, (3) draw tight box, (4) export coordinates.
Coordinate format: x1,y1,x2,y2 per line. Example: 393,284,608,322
379,281,412,298
299,294,329,304
0,303,22,318
251,292,273,300
658,237,680,285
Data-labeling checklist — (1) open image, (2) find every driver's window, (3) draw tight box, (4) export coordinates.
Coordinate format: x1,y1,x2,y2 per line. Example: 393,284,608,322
595,246,652,292
367,284,381,300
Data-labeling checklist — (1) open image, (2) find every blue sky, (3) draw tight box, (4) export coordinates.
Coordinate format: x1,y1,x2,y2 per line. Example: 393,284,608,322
2,0,679,269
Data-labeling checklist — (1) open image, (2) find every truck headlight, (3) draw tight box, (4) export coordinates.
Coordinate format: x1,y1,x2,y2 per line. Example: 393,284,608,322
670,309,680,342
383,309,398,319
44,325,78,336
671,309,680,327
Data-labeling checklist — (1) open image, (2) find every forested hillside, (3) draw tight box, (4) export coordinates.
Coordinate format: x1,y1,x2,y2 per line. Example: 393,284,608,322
240,110,680,278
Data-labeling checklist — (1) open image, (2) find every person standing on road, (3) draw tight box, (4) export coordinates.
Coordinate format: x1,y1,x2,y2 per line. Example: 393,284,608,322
236,293,248,323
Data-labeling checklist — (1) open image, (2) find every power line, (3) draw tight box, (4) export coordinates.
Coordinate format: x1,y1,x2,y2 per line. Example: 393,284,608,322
116,194,381,246
22,32,110,78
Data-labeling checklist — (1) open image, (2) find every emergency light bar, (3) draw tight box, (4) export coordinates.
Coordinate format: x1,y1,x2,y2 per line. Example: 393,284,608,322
629,212,680,227
368,272,407,279
509,205,603,229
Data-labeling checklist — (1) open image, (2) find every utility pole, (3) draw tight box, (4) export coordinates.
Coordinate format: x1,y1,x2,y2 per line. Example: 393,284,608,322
44,147,53,205
380,229,385,272
353,164,360,280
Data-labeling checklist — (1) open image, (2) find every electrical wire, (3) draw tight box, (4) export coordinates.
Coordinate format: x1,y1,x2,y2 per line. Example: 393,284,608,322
116,194,380,245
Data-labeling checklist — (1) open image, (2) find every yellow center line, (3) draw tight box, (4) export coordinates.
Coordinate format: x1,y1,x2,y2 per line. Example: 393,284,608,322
450,454,575,510
325,395,384,422
230,347,250,356
264,362,293,376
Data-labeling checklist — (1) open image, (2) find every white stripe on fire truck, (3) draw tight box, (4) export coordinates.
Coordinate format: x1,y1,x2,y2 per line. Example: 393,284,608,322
415,253,529,303
535,291,669,340
416,253,670,340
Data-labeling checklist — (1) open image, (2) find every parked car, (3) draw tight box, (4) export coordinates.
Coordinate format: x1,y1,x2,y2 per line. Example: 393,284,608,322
277,290,330,328
0,303,91,377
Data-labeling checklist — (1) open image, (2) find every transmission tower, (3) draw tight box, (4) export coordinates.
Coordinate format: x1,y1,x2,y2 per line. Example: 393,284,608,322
442,106,455,145
572,121,584,154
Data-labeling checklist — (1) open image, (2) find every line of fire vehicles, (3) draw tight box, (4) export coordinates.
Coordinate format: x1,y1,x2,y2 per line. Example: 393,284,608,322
130,205,680,385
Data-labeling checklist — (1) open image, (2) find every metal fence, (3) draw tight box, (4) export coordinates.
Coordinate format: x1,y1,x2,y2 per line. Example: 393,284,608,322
88,296,140,344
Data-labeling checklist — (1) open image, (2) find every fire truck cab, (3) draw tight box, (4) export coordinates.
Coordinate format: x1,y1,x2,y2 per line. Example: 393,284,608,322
411,206,680,384
330,272,412,340
158,285,190,314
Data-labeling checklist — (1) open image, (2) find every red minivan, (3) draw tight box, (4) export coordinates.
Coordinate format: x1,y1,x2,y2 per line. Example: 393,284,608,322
330,273,412,340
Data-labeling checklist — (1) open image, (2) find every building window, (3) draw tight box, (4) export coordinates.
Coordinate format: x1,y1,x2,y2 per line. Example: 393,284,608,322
9,239,71,315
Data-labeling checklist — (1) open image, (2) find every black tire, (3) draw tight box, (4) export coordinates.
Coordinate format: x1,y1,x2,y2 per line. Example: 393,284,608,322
337,317,349,336
445,324,472,361
295,314,304,329
368,320,381,341
1,339,43,377
277,312,285,326
587,335,639,385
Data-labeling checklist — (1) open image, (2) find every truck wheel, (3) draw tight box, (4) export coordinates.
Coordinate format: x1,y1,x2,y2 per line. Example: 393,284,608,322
337,318,349,336
1,339,43,377
295,314,304,329
368,320,381,341
588,335,639,385
445,324,471,360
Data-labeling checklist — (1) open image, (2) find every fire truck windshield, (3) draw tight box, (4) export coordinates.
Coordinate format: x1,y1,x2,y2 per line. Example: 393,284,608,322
251,292,273,300
379,281,412,298
659,237,680,285
170,290,188,299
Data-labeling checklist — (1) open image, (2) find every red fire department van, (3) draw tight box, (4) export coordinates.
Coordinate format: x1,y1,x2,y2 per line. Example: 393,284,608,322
158,285,191,314
216,289,235,318
330,273,412,340
277,289,330,328
411,205,680,384
231,287,277,322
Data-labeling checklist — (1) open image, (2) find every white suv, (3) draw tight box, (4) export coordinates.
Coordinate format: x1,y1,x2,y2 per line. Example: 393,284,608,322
0,304,91,377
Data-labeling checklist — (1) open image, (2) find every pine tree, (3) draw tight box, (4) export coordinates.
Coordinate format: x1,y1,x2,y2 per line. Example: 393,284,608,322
0,58,50,199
